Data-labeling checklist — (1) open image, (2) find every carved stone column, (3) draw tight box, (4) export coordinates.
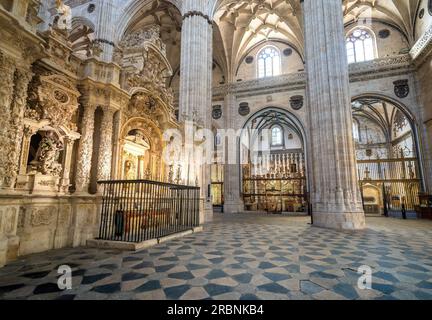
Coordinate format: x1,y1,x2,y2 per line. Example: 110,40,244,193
60,137,77,193
75,104,96,193
179,2,214,223
9,68,33,188
302,0,365,229
0,52,16,190
19,126,37,175
97,107,115,183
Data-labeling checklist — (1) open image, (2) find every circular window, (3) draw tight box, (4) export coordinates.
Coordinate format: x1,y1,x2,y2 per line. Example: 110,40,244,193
245,56,254,64
378,29,390,39
283,48,293,56
88,4,95,13
419,8,425,19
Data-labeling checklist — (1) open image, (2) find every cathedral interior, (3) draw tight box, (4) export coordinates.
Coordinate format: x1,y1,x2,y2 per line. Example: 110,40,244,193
0,0,432,301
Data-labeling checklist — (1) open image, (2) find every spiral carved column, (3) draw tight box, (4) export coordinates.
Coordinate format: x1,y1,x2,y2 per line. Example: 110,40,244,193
75,104,96,193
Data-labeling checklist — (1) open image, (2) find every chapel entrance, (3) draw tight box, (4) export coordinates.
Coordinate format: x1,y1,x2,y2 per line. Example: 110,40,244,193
240,108,308,214
352,97,423,215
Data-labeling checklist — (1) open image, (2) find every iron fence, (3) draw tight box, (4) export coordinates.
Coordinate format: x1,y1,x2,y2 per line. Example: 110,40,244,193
97,180,200,243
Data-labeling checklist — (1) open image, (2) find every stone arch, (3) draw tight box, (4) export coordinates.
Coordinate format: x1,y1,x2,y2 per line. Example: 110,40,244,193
351,93,426,192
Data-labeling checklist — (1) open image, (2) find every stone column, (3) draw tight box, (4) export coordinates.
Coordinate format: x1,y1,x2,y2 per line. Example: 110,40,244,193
179,1,214,222
223,92,244,213
75,104,96,193
19,126,37,175
0,52,16,190
9,68,33,188
110,111,122,180
97,107,115,183
93,0,116,62
302,0,365,230
60,137,76,193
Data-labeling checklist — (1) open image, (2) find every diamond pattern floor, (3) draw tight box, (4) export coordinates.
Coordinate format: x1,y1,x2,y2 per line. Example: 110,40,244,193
1,214,432,300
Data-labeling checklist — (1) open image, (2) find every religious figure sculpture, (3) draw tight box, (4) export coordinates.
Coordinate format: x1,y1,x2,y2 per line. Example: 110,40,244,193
53,0,72,30
31,132,64,176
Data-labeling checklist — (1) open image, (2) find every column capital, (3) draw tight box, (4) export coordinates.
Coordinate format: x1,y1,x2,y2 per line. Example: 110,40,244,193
182,11,213,25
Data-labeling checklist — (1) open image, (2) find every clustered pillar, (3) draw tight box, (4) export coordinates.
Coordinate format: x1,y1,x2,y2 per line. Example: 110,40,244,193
223,92,244,213
302,0,365,229
179,1,214,222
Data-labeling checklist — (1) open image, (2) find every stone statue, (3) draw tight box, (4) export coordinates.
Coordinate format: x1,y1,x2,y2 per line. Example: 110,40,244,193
32,132,64,176
53,0,72,31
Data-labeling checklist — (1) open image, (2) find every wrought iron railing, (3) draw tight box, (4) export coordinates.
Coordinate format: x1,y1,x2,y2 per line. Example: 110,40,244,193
97,180,200,243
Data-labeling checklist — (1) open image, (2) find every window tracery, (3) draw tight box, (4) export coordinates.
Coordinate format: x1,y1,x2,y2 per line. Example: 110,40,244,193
346,28,375,63
271,126,283,146
258,46,281,78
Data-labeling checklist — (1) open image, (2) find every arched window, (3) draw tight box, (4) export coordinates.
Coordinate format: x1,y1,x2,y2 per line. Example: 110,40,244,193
271,126,283,146
346,28,375,64
258,46,281,78
352,120,360,142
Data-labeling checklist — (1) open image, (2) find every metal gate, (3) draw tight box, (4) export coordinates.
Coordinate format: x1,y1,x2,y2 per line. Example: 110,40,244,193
357,156,421,214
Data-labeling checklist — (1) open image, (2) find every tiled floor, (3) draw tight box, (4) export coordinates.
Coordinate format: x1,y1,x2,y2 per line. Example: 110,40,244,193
1,213,432,300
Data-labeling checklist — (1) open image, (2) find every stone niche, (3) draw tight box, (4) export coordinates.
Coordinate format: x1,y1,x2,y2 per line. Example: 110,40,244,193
16,74,81,195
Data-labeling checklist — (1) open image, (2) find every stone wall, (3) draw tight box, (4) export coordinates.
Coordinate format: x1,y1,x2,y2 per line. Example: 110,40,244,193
0,194,99,267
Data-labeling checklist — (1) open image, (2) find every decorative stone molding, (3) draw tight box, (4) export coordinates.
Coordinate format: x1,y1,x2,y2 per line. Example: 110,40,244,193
118,25,174,111
119,25,167,55
25,74,81,131
212,54,414,98
183,11,213,25
0,207,18,236
348,54,414,82
213,73,307,98
31,207,55,227
410,24,432,66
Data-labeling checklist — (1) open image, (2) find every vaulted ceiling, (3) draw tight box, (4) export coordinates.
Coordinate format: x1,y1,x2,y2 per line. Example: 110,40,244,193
116,0,424,83
343,0,422,44
213,0,304,80
211,0,423,79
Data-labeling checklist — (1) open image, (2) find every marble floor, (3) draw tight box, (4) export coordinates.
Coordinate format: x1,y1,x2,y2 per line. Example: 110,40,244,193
1,213,432,300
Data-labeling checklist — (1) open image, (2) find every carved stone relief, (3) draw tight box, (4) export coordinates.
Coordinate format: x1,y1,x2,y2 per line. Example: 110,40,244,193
290,95,304,110
393,79,409,98
30,132,64,176
25,74,81,131
31,207,56,227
